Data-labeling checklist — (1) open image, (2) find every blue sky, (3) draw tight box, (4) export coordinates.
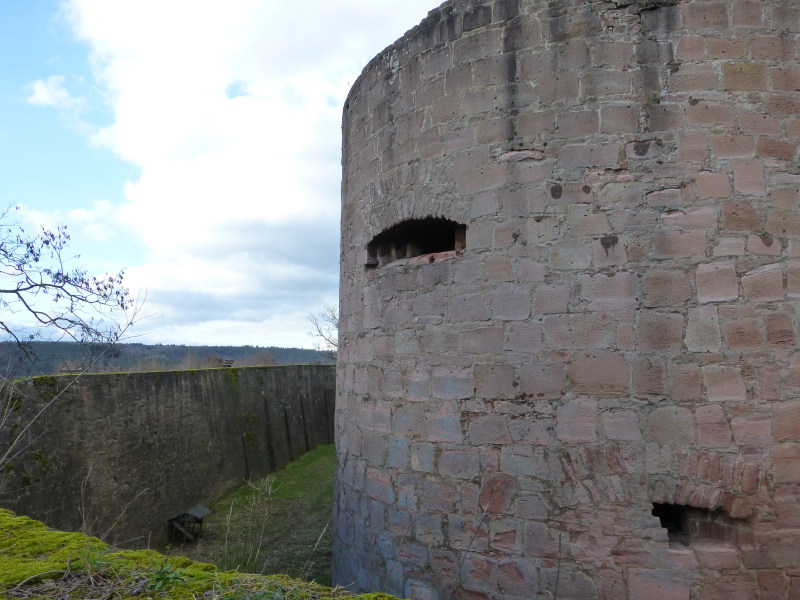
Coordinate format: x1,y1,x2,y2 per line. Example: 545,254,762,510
0,0,436,347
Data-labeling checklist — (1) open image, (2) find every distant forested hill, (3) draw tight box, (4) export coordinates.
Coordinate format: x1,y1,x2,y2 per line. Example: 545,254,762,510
0,341,335,377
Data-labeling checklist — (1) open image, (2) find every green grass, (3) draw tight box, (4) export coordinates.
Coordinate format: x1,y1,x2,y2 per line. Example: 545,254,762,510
167,444,339,586
0,508,397,600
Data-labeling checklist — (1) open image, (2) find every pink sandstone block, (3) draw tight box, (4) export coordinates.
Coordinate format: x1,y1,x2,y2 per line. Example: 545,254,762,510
747,234,782,256
569,352,629,395
579,271,638,311
629,569,690,600
693,543,740,570
742,264,783,302
638,312,685,352
643,270,692,307
703,366,747,402
557,398,598,443
645,406,696,444
731,414,773,446
696,262,739,303
601,410,642,442
774,401,800,442
685,306,722,352
696,404,732,448
469,414,512,445
474,364,516,399
695,172,732,198
773,444,800,484
519,363,566,401
543,313,616,350
653,230,707,258
733,159,767,196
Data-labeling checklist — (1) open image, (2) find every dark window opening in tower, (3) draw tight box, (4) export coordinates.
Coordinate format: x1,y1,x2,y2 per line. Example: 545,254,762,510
366,218,466,268
652,503,740,545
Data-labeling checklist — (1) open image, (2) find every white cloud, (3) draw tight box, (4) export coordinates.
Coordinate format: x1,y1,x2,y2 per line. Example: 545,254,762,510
53,0,435,346
26,75,84,109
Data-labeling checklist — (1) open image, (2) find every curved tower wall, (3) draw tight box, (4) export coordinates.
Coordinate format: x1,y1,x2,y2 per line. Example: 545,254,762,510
336,1,800,598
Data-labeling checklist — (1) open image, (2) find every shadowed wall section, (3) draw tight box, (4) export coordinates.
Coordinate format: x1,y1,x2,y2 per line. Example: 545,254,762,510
336,0,800,598
0,365,335,546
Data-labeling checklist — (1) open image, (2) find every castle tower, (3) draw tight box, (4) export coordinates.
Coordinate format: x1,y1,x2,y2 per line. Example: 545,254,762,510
335,1,800,598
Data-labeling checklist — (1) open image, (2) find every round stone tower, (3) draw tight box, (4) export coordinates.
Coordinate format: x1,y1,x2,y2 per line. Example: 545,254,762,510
334,1,800,598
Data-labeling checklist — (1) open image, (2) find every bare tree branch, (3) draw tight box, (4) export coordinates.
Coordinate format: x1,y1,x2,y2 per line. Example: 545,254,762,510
307,306,338,361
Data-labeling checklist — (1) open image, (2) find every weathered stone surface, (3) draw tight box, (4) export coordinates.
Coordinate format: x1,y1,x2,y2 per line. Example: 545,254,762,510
335,0,800,594
3,366,336,546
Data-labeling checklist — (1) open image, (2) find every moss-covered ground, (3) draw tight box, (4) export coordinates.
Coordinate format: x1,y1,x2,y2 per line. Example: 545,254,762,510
0,489,393,600
166,445,338,586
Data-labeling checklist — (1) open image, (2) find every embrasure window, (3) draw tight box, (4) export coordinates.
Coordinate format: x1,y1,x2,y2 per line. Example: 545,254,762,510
652,503,739,544
366,218,466,268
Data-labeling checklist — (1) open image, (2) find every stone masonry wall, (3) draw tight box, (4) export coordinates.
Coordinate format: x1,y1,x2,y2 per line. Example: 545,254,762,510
0,365,335,545
335,1,800,599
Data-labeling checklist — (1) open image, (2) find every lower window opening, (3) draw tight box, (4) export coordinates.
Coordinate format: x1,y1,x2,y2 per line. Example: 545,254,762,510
652,503,739,545
366,218,466,268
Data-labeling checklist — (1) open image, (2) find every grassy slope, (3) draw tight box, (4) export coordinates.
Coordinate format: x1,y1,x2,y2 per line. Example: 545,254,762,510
167,445,338,586
0,505,391,600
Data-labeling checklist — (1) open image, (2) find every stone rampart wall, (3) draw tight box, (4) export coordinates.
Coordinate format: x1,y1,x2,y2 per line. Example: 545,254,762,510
335,0,800,598
1,365,335,545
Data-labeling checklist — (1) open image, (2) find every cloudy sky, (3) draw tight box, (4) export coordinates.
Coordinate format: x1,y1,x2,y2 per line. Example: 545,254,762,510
0,0,437,347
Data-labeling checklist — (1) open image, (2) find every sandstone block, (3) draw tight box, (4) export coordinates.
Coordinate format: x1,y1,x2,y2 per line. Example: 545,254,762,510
492,284,531,321
774,401,800,442
723,62,768,91
438,446,480,479
696,404,732,448
579,271,639,311
520,363,566,401
686,101,735,127
733,160,767,197
643,270,692,307
693,543,740,570
602,410,642,442
766,312,796,349
469,414,512,445
714,237,746,257
696,172,732,198
633,357,665,396
411,443,435,473
662,206,718,229
559,144,620,168
601,103,640,134
711,135,756,159
767,210,800,237
629,569,690,600
653,230,706,258
742,264,783,302
672,364,703,402
645,406,696,444
365,468,395,503
592,236,628,267
556,398,597,444
723,318,765,351
569,352,629,395
747,234,782,256
474,364,516,399
534,283,571,315
722,200,760,231
638,312,685,352
731,414,772,446
685,306,722,352
703,366,747,402
543,313,616,350
680,130,708,160
449,293,490,322
460,327,504,355
432,367,474,400
506,322,544,354
696,262,739,303
773,444,800,483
